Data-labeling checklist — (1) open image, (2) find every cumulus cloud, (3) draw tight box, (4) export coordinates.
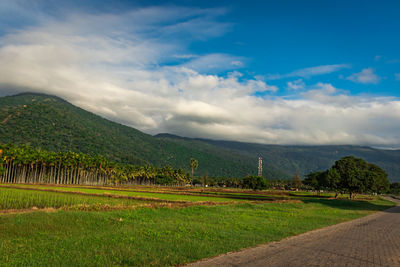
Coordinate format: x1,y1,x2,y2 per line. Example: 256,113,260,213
268,64,351,80
347,68,380,84
0,4,400,147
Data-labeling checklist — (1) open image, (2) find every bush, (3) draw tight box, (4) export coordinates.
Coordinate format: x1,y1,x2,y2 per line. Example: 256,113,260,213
241,175,268,190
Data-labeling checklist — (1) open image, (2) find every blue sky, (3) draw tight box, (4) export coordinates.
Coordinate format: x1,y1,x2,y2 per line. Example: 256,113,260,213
0,0,400,147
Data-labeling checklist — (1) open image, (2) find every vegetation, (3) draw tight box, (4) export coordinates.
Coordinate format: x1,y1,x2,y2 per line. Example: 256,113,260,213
292,172,302,189
241,175,268,190
0,93,256,177
0,184,241,202
0,187,151,210
0,144,189,186
0,195,393,266
2,93,400,181
190,157,198,179
163,134,400,182
390,182,400,195
0,143,292,191
304,156,390,198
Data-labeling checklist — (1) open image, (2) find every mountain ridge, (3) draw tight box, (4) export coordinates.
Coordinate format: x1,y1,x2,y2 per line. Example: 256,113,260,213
1,92,399,182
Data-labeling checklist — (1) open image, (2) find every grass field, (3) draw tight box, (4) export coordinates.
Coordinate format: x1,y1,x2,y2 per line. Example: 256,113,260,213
0,184,244,202
0,183,344,202
0,187,154,211
0,184,395,266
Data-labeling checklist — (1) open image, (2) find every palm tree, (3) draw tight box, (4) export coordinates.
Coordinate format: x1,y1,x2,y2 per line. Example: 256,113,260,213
0,143,194,187
190,158,198,181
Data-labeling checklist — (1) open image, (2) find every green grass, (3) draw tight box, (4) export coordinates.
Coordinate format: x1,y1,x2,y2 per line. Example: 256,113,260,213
0,184,379,202
0,197,394,266
0,184,241,202
0,187,152,210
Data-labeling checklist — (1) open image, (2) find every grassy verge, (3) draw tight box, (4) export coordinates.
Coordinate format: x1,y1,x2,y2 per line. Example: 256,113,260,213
0,197,394,266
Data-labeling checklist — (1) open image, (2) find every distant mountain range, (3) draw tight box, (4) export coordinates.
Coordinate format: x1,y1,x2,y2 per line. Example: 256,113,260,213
1,93,399,182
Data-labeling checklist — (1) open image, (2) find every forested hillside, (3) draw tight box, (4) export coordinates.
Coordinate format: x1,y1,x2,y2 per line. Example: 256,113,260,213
0,93,254,177
1,93,400,182
155,134,400,182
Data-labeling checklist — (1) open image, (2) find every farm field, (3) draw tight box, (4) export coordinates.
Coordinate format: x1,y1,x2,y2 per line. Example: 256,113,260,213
0,187,154,211
0,184,395,266
0,184,245,203
0,183,352,202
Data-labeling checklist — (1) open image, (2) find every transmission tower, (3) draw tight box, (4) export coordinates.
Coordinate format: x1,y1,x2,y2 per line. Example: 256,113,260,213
258,156,263,177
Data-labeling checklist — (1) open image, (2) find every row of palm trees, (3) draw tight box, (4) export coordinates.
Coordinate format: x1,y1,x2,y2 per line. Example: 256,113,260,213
0,144,190,186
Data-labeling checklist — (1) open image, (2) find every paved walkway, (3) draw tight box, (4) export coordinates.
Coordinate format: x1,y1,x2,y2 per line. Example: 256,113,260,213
187,197,400,267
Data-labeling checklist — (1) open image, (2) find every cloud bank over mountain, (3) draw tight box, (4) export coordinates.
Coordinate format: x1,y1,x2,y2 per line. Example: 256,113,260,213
0,2,400,147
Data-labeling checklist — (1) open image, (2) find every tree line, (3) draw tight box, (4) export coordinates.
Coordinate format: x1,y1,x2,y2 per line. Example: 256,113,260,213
1,144,397,195
0,144,190,186
304,156,390,198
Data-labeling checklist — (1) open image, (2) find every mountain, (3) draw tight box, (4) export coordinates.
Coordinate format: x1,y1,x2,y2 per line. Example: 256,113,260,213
0,93,254,177
1,93,400,182
155,134,400,182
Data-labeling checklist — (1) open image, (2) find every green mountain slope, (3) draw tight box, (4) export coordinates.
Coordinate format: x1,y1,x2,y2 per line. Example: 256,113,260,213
1,93,400,182
0,93,254,177
197,138,400,182
154,138,400,183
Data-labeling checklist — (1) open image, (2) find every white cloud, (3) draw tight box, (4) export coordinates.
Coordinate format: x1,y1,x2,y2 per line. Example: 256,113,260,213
231,60,243,67
172,54,198,59
347,68,380,84
0,5,400,148
268,64,351,80
182,53,245,73
287,79,305,90
395,73,400,80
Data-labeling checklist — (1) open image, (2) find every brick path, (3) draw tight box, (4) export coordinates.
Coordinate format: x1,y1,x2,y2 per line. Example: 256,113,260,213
186,197,400,267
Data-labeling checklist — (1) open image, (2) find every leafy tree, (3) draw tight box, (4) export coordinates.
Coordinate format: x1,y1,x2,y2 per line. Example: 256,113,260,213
365,163,390,194
324,168,342,197
303,171,321,189
241,175,268,190
390,182,400,195
304,171,329,195
332,156,365,198
306,156,390,198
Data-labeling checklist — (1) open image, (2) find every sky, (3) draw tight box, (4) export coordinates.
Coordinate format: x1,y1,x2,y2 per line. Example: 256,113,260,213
0,0,400,147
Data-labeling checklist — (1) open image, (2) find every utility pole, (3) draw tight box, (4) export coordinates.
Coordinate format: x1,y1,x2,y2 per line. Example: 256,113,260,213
258,156,263,177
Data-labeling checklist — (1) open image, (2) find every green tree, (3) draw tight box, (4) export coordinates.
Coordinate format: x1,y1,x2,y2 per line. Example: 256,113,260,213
325,168,341,198
304,171,329,195
306,156,390,199
241,175,268,190
365,163,390,194
0,143,193,186
390,182,400,195
190,157,198,179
